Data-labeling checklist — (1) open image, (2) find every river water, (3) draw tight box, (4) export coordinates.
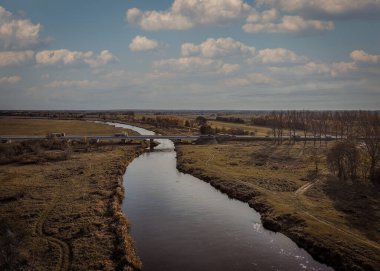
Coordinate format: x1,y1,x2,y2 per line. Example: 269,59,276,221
107,122,333,271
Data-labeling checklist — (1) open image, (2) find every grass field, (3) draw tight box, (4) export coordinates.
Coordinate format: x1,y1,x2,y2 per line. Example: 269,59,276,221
176,142,380,271
0,118,129,135
0,118,143,270
208,120,272,135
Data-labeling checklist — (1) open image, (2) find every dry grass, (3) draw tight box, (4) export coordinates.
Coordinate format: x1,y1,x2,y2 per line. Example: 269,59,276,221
0,118,129,135
208,120,272,136
176,141,380,271
0,118,143,270
131,115,281,136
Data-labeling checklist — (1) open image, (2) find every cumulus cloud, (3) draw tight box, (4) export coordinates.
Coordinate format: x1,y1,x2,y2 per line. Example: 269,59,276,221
219,63,240,74
0,75,21,84
129,35,158,52
269,61,356,77
243,13,334,33
251,48,307,64
154,57,222,73
245,8,279,24
154,56,241,76
181,37,255,58
126,0,252,30
35,49,117,68
350,50,380,63
0,50,34,67
256,0,380,19
36,49,92,65
0,6,41,49
83,50,118,69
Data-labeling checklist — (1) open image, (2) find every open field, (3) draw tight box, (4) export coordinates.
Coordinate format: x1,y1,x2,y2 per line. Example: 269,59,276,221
176,142,380,271
130,113,302,137
0,119,143,270
208,120,272,136
0,118,130,136
133,114,272,135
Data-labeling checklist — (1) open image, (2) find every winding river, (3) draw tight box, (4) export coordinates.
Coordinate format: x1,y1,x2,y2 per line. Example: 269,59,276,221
107,122,333,271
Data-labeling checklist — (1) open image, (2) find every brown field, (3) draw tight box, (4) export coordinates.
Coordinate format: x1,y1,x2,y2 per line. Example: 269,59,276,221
0,118,129,135
133,114,272,136
207,120,272,135
0,119,143,270
176,142,380,271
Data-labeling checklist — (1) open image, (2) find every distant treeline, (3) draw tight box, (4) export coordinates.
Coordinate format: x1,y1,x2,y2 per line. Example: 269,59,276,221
140,116,192,128
0,111,136,120
215,116,245,124
263,111,380,183
261,110,379,143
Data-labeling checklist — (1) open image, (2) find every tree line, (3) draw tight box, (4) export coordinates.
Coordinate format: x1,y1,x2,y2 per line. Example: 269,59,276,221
261,110,379,183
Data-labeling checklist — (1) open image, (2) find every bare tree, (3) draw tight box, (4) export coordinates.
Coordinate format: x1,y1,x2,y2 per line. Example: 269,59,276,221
359,111,380,183
300,110,310,144
327,140,359,180
269,111,279,144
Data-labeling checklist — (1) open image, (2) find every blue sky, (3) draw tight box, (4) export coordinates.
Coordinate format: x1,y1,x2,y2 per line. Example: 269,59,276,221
0,0,380,110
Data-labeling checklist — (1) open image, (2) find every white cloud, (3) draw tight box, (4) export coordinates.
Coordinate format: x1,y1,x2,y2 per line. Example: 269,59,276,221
126,0,252,30
154,56,240,76
83,50,117,69
224,73,274,86
36,49,92,65
0,6,41,49
350,50,380,63
129,35,158,52
181,37,255,58
252,48,307,64
243,14,334,33
154,56,222,73
269,61,356,77
219,63,240,74
256,0,380,18
0,50,34,67
0,75,21,84
245,8,279,24
35,49,117,68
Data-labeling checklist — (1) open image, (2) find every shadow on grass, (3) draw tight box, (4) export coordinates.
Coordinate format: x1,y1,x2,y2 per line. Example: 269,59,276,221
322,177,380,242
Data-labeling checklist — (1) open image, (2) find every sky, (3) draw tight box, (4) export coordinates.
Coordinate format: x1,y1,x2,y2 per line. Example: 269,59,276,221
0,0,380,110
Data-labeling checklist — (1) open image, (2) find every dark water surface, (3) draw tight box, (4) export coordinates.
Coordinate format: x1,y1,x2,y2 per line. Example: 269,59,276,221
108,122,333,271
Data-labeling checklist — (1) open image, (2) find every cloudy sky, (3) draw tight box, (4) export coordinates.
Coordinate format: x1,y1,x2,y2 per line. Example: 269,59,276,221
1,0,380,110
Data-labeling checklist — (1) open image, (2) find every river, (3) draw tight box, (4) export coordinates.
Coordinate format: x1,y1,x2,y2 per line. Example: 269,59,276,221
107,122,333,271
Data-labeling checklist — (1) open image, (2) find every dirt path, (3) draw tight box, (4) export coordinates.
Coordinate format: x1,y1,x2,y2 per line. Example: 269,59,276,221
35,189,70,271
294,181,314,195
205,153,215,166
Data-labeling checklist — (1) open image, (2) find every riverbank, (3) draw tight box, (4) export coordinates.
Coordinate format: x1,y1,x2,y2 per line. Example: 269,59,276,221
0,119,144,270
176,142,380,271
